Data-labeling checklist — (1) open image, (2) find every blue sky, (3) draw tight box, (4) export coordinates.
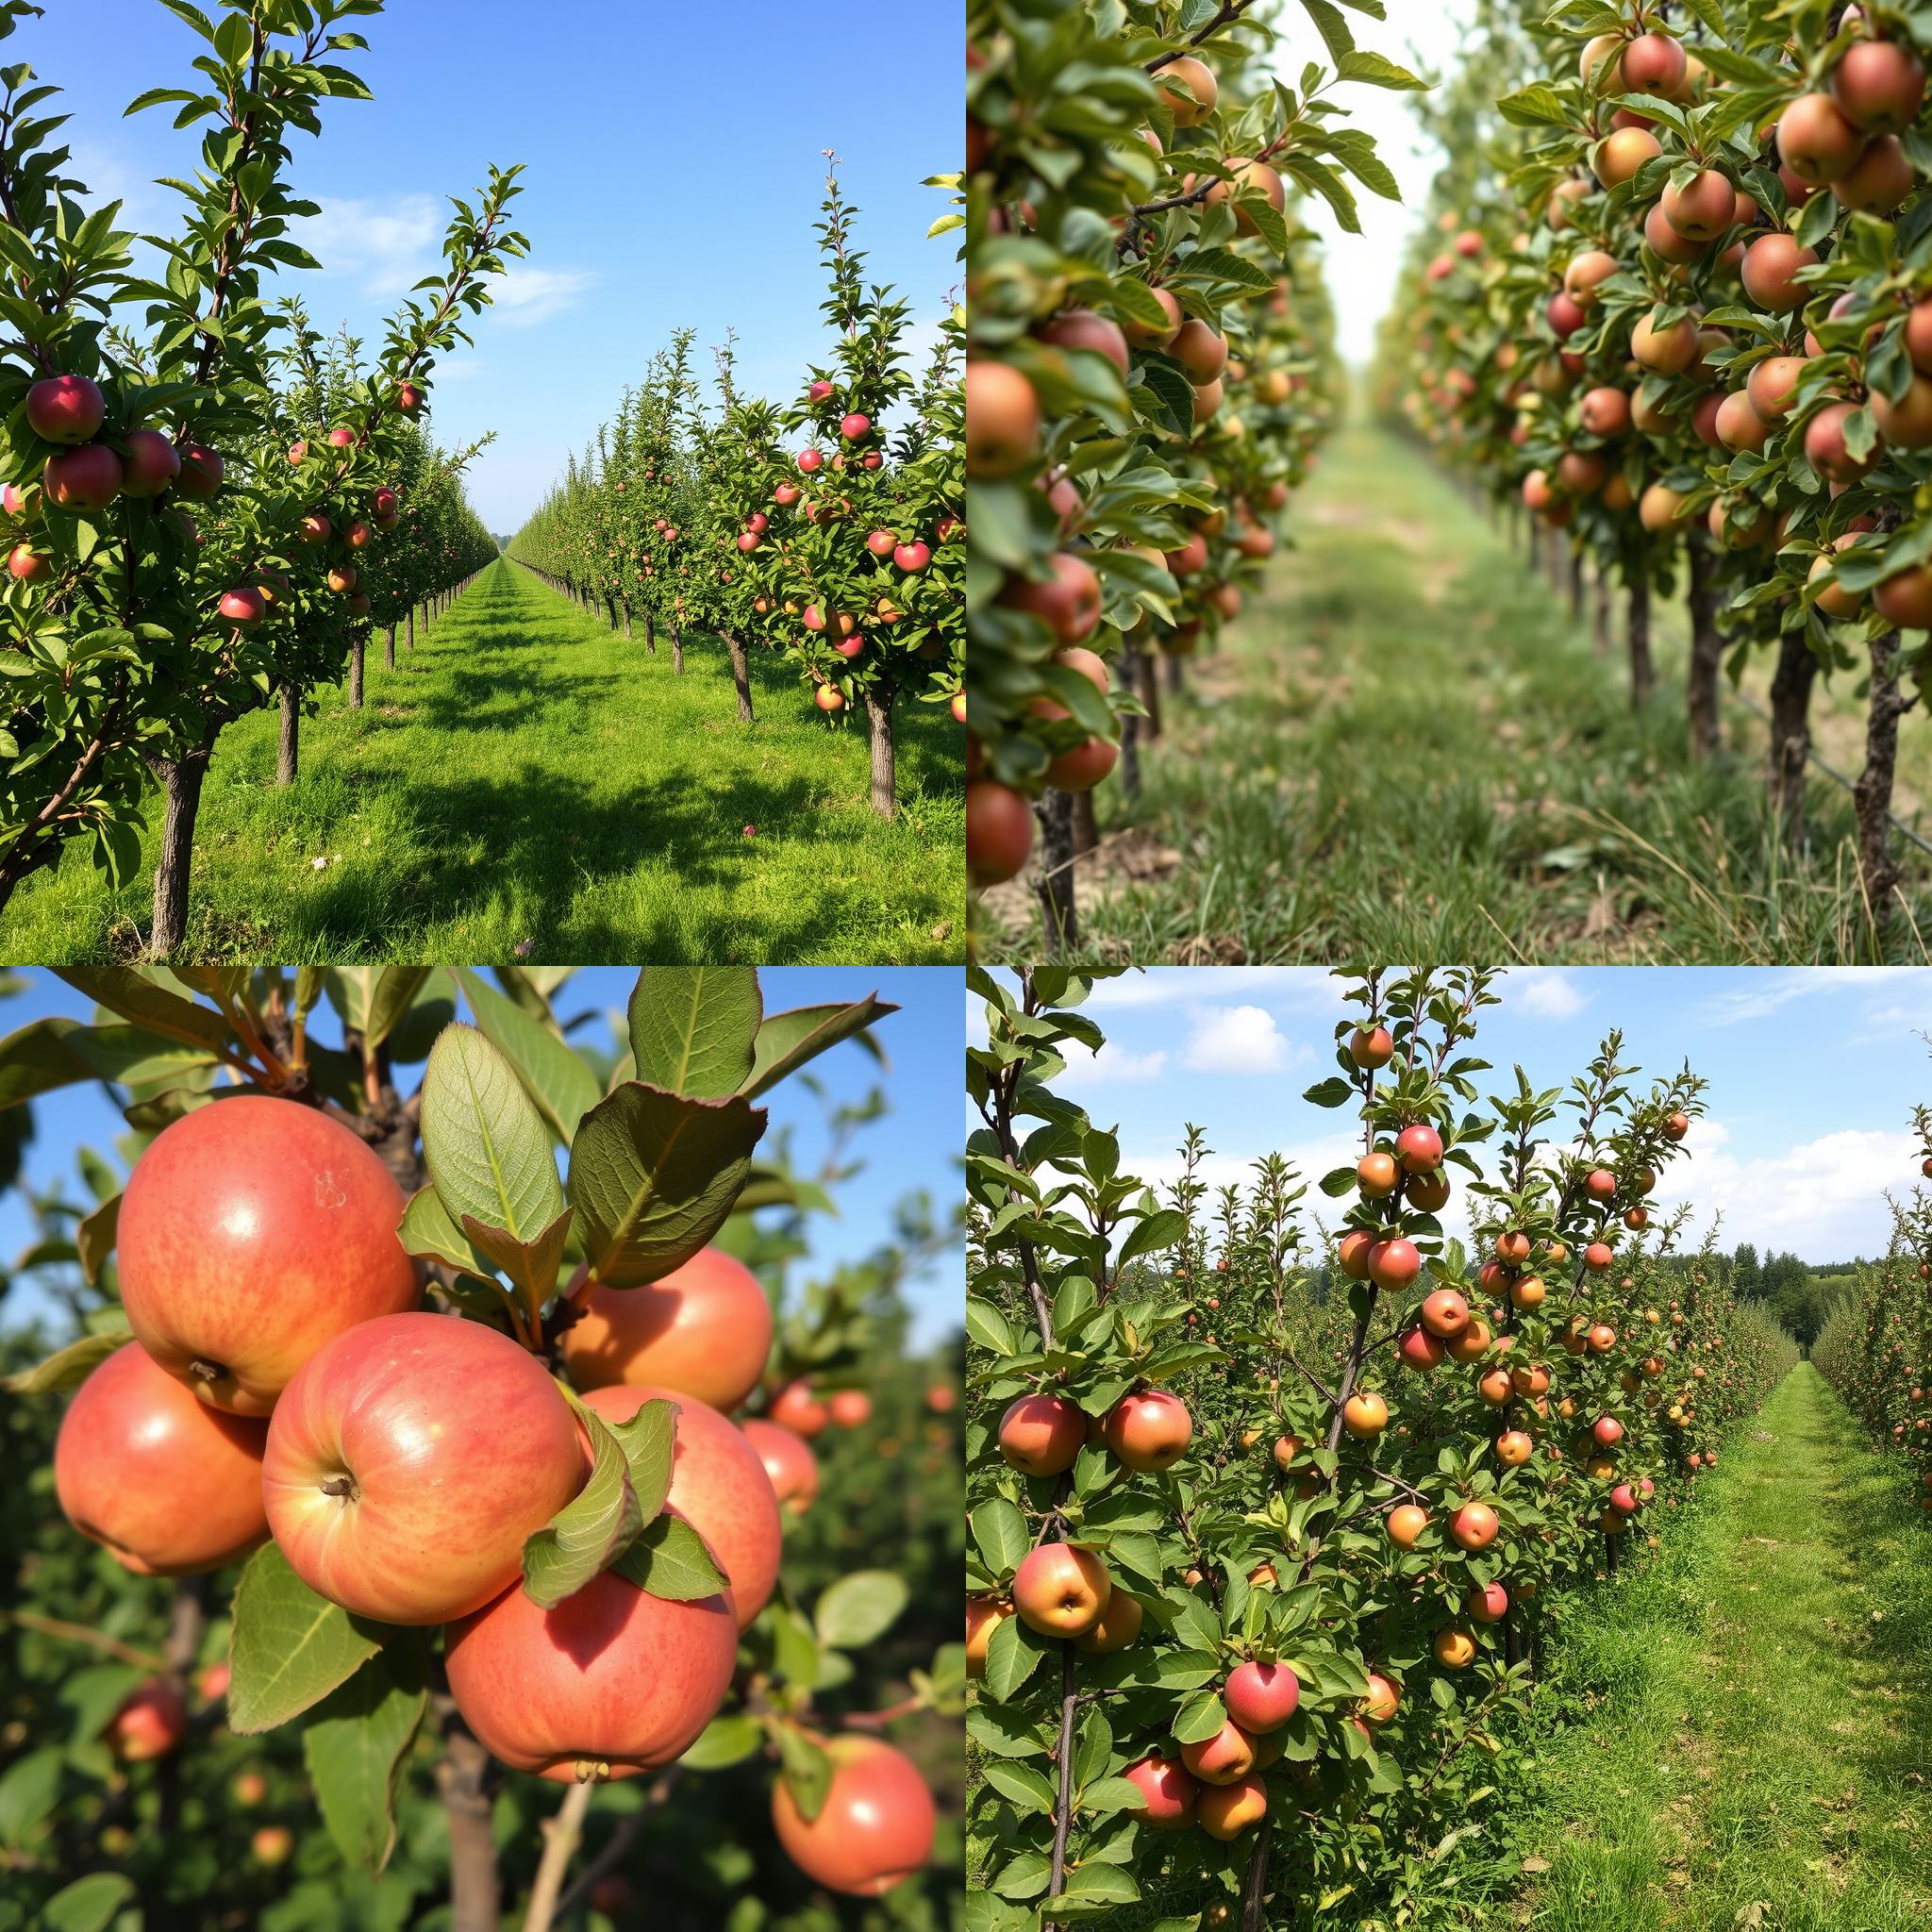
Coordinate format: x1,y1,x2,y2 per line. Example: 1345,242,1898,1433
970,969,1932,1265
25,0,959,531
2,967,962,1347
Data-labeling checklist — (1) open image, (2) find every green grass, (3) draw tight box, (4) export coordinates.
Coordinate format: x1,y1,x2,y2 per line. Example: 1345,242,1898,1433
0,558,964,962
982,418,1932,964
1500,1364,1932,1932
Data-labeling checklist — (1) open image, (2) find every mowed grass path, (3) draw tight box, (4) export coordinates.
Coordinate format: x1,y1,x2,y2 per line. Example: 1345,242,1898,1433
1500,1365,1932,1932
986,416,1932,964
1,558,964,962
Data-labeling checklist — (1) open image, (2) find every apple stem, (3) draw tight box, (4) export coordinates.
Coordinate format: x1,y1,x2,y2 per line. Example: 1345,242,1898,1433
319,1474,358,1504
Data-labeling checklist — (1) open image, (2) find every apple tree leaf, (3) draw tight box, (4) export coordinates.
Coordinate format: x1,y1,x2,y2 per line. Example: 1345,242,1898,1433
742,995,896,1099
626,966,762,1097
421,1023,566,1243
227,1542,387,1736
520,1399,643,1610
452,966,601,1142
300,1634,427,1875
1,1328,128,1395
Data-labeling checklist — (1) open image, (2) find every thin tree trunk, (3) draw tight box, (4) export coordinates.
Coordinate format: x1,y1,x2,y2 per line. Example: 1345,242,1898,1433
1034,791,1077,957
1240,1813,1273,1932
1118,634,1142,799
1071,789,1098,856
671,625,684,675
1686,530,1723,759
385,624,396,671
408,608,416,651
147,730,215,956
1593,567,1610,654
1626,575,1654,708
722,630,754,722
622,598,633,640
1768,630,1818,843
863,687,895,818
349,637,364,710
435,1698,500,1932
1569,549,1584,625
1854,627,1911,920
644,613,657,655
277,687,299,786
1140,650,1163,741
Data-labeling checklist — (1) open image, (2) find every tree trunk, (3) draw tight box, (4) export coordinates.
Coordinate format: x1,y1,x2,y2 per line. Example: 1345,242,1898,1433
1071,789,1098,856
671,625,684,675
277,686,299,786
722,630,754,722
644,613,657,656
385,624,396,672
1626,575,1653,708
1569,549,1584,625
622,598,633,640
1768,630,1818,842
408,608,416,651
349,637,364,710
147,730,215,956
1687,530,1723,759
863,687,895,819
1165,652,1185,697
1593,567,1610,654
1139,650,1163,741
1853,627,1911,921
1034,791,1077,957
1118,634,1142,799
436,1702,501,1932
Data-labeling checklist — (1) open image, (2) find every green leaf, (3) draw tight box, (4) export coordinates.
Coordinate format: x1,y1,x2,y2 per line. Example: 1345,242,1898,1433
1,1328,127,1395
451,966,602,1141
815,1570,909,1648
678,1711,762,1768
421,1023,568,1243
300,1636,427,1874
609,1510,729,1602
566,1081,766,1288
521,1401,644,1610
971,1497,1030,1576
41,1873,135,1932
75,1192,120,1285
627,966,761,1097
742,994,896,1098
985,1759,1056,1814
394,1184,497,1278
982,1607,1045,1699
53,969,232,1054
777,1725,834,1823
227,1542,386,1735
363,967,433,1051
0,1745,63,1847
1117,1208,1186,1266
0,1017,93,1108
1335,48,1425,89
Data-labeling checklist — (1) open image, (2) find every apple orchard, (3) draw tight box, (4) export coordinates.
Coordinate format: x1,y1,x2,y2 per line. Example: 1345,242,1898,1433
966,967,1802,1927
1,967,961,1929
964,0,1419,948
1377,1,1932,938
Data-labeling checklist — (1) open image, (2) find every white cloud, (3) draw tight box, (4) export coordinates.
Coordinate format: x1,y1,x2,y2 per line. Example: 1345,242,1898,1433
1184,1004,1297,1074
1692,966,1922,1027
1058,1040,1171,1089
295,194,441,297
1084,968,1331,1010
1512,970,1591,1020
489,264,600,328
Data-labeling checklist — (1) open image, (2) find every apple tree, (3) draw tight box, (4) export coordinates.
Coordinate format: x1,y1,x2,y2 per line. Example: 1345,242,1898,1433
0,965,960,1929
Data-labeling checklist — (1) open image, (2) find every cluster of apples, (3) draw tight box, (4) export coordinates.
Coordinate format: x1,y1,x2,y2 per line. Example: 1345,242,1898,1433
53,1090,932,1897
6,373,221,585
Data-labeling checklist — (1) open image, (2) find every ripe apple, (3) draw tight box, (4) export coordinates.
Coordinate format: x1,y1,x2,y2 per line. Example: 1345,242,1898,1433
1123,1753,1199,1829
200,1662,232,1705
771,1734,935,1895
120,429,180,497
1422,1291,1469,1338
1359,1673,1400,1726
1593,1415,1624,1446
1155,54,1218,127
967,780,1033,887
25,374,106,442
1181,1720,1256,1785
1368,1238,1423,1291
8,542,49,582
1225,1660,1300,1733
1450,1502,1499,1550
1388,1504,1428,1547
1103,1389,1192,1472
174,441,223,499
798,448,824,475
1777,91,1866,183
966,1595,1014,1676
43,443,123,510
264,1311,584,1624
55,1341,269,1576
839,412,871,441
1495,1430,1533,1467
1432,1624,1476,1669
1467,1581,1508,1624
893,541,930,573
118,1095,419,1415
1400,1326,1445,1371
1337,1228,1375,1281
999,1391,1087,1475
1342,1391,1388,1439
578,1384,781,1628
742,1418,818,1515
219,586,266,625
1349,1024,1394,1068
1395,1123,1443,1172
1075,1590,1143,1655
106,1680,188,1761
1357,1151,1399,1197
826,1389,872,1428
558,1246,774,1411
396,382,423,413
1012,1541,1110,1637
251,1825,293,1866
446,1562,737,1782
1198,1774,1268,1839
866,527,896,557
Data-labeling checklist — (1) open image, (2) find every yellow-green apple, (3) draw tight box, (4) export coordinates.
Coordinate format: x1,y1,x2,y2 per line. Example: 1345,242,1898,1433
1123,1752,1199,1828
106,1680,188,1760
444,1566,738,1782
579,1384,781,1628
1011,1541,1110,1637
771,1734,936,1894
997,1391,1086,1475
1197,1774,1268,1839
966,1595,1014,1676
117,1095,419,1415
558,1246,773,1411
263,1312,582,1624
1102,1389,1192,1471
55,1340,269,1574
1224,1659,1300,1732
741,1418,819,1515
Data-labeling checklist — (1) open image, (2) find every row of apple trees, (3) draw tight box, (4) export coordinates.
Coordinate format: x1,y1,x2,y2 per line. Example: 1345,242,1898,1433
964,0,1416,953
506,161,964,823
1375,1,1932,937
1814,1070,1932,1507
0,0,524,955
965,964,1796,1927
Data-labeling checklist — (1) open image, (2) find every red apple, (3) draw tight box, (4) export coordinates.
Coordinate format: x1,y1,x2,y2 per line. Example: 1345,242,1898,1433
120,429,180,497
25,374,106,442
42,443,123,510
742,1418,819,1515
105,1680,188,1761
772,1735,935,1894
